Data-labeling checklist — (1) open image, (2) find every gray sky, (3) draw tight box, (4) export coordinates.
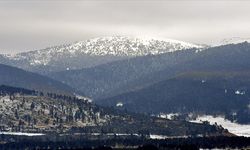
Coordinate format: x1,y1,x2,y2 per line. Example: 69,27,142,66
0,0,250,54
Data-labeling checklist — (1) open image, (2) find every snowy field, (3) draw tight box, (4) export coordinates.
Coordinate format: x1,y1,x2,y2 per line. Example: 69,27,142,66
149,134,188,139
190,115,250,137
0,132,45,136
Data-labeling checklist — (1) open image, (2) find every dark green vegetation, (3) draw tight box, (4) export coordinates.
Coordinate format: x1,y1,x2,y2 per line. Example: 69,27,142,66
0,52,127,74
0,64,74,95
0,135,249,150
50,48,198,98
0,85,229,137
0,85,36,95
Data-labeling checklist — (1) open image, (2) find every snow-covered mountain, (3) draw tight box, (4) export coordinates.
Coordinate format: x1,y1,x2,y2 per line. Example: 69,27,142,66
0,36,203,73
5,36,202,65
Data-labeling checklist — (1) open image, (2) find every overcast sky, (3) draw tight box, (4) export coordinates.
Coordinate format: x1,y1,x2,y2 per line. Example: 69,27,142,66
0,0,250,54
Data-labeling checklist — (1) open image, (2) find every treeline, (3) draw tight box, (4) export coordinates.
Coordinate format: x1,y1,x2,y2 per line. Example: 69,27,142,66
0,84,88,105
0,84,118,119
0,135,249,150
0,85,37,96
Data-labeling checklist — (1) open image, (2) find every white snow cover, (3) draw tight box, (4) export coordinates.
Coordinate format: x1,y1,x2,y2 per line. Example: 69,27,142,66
74,94,93,103
149,134,188,139
190,115,250,137
0,132,45,136
235,90,245,95
157,113,179,120
116,102,123,107
5,36,203,66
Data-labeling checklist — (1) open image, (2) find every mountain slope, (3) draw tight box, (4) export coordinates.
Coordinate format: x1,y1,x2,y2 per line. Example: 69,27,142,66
106,42,250,97
0,36,202,73
98,71,250,124
0,85,228,137
49,42,250,123
109,42,250,98
50,49,199,98
51,42,250,99
0,63,74,95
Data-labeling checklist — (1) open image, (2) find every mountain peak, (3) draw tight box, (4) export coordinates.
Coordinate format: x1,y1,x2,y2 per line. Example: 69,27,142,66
4,36,203,67
71,36,203,56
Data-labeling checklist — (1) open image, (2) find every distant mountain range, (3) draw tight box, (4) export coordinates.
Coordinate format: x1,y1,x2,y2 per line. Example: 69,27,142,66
1,36,250,127
0,36,202,73
95,42,250,124
49,42,250,124
50,42,250,98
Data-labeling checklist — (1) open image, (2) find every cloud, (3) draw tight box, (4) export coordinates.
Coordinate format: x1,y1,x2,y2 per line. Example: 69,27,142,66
0,0,250,53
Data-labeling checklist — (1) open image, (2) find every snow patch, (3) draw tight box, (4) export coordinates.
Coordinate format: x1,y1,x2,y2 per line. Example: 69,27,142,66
0,132,45,136
74,94,92,103
116,102,123,107
157,113,179,120
149,134,188,139
235,90,245,95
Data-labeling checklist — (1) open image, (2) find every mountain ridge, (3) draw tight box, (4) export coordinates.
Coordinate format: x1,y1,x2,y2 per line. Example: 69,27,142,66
0,63,75,95
0,36,203,73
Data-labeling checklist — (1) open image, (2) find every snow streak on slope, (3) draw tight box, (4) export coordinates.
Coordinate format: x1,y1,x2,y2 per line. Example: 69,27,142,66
5,36,203,66
190,115,250,137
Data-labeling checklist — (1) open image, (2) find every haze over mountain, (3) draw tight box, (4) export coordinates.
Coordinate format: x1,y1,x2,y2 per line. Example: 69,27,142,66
218,37,250,46
0,36,202,74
